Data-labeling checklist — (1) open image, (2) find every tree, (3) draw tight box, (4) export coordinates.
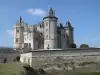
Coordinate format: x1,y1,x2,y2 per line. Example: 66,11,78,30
69,43,77,48
3,58,7,63
13,56,20,62
16,56,20,62
80,44,89,48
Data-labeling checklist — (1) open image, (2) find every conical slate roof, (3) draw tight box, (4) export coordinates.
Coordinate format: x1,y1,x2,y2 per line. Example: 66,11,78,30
16,16,24,25
66,20,73,28
43,7,58,20
48,7,54,17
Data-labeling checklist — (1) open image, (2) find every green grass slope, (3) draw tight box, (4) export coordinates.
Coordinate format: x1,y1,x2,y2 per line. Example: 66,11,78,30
1,63,100,75
0,63,25,75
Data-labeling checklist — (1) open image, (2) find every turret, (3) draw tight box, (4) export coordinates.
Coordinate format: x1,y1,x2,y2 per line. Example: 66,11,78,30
66,20,74,45
47,7,55,17
43,7,58,49
13,17,24,50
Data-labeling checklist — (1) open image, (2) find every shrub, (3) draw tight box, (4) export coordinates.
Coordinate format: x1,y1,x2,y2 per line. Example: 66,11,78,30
13,56,20,62
3,58,7,63
80,44,89,48
69,43,77,48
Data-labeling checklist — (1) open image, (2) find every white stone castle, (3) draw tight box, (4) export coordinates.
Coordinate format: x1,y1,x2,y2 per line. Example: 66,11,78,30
13,8,75,50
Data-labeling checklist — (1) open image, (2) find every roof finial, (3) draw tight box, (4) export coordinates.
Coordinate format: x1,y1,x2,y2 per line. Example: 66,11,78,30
20,16,22,20
48,7,54,17
16,16,23,25
19,16,22,24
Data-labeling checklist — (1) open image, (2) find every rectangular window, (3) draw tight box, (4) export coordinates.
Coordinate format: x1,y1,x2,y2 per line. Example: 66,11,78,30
24,43,28,47
29,43,31,47
16,38,18,42
16,28,19,33
46,22,48,26
38,44,39,48
45,35,48,39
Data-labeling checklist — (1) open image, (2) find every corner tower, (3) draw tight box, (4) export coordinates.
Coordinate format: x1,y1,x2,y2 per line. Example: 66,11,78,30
66,20,74,45
13,17,24,50
43,7,58,49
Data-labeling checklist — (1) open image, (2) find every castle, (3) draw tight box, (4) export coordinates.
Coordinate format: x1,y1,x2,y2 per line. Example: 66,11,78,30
13,7,75,50
1,8,100,71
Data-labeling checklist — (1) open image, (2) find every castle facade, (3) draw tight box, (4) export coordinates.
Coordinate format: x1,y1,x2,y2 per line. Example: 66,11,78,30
13,8,74,50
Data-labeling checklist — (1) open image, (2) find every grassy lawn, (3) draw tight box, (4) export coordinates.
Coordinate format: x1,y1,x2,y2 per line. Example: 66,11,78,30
71,72,100,75
0,63,25,75
1,63,100,75
47,70,100,75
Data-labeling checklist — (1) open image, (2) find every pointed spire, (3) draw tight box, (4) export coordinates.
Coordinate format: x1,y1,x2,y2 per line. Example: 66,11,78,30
66,20,73,28
16,16,24,25
60,23,63,28
19,16,22,23
43,7,58,20
48,7,55,17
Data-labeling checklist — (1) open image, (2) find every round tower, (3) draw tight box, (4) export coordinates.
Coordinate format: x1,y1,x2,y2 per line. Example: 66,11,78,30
66,20,74,45
43,7,58,49
13,17,24,50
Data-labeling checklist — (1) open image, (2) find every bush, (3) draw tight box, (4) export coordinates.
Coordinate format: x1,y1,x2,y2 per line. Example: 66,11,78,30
13,56,20,62
3,58,7,63
80,44,89,48
69,43,77,48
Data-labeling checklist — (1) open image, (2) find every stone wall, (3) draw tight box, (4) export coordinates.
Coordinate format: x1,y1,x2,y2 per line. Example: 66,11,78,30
0,52,20,63
20,48,100,71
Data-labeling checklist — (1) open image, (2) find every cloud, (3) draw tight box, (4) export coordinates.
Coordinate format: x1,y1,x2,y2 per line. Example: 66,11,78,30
27,8,47,16
6,30,13,36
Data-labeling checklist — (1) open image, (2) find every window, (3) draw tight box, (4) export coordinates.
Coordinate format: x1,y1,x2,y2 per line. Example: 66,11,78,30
45,35,48,39
29,43,31,47
46,22,48,26
24,43,28,47
46,29,48,32
16,28,19,33
40,33,43,35
47,44,49,49
16,38,18,42
38,44,39,48
25,38,26,41
29,37,30,41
